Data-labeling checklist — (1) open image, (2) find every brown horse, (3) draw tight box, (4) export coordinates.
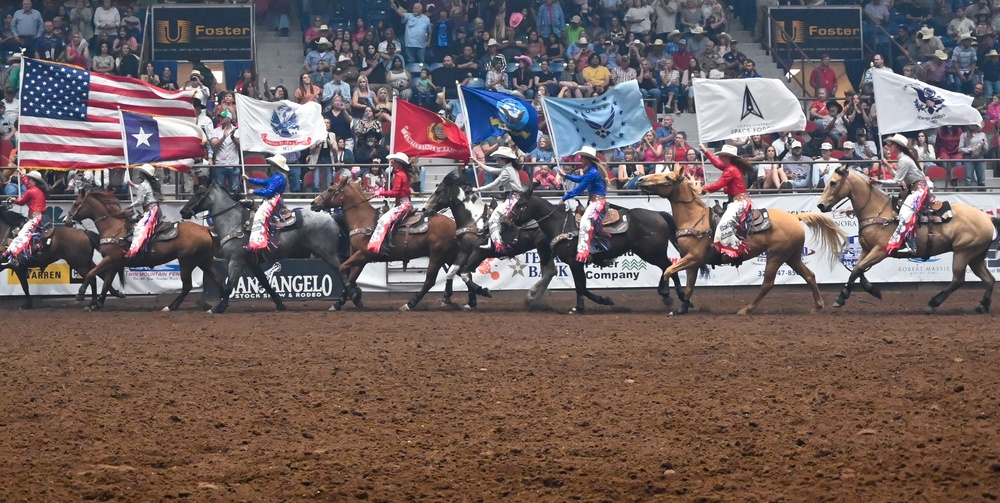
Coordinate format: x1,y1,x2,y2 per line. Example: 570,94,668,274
310,178,458,311
0,202,123,309
66,189,225,311
638,165,847,315
817,166,1000,313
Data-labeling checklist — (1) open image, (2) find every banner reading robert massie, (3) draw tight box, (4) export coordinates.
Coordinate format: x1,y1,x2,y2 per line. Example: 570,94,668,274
768,6,863,60
152,5,254,61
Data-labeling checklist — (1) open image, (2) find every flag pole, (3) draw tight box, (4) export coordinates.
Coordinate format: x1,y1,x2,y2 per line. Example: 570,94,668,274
539,96,564,194
234,96,248,195
455,83,480,188
15,51,26,203
117,107,135,202
387,97,397,193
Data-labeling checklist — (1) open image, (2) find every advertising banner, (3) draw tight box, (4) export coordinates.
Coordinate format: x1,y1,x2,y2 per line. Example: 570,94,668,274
768,6,863,60
202,259,388,301
152,5,254,61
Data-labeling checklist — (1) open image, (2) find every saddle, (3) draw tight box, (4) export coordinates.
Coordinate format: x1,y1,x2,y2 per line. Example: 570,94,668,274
395,208,431,235
892,194,954,225
574,207,629,235
273,208,305,231
710,201,772,234
152,221,180,242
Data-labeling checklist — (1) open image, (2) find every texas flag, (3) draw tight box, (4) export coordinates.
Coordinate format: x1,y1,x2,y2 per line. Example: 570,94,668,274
121,110,207,172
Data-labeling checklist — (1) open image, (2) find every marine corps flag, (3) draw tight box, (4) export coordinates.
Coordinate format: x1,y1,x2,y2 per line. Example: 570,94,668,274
692,78,806,142
390,99,470,161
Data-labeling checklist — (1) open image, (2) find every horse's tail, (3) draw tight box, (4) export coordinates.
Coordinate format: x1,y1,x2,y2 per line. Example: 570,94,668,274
658,211,710,278
797,213,848,269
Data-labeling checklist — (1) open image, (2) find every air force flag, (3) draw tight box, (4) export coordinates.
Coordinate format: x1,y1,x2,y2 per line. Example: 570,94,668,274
460,86,539,153
542,80,650,153
692,78,806,143
121,110,207,171
872,70,982,134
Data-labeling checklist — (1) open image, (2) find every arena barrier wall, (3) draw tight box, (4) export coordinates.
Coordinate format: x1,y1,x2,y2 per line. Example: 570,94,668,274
2,193,998,297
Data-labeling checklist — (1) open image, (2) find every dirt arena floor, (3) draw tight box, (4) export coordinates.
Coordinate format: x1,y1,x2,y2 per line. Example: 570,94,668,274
2,287,999,502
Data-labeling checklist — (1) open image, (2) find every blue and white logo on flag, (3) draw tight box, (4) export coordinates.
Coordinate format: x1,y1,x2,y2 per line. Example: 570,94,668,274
542,80,650,153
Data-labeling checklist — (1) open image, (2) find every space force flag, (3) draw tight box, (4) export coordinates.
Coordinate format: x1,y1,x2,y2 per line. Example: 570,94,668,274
460,86,539,153
872,70,982,134
692,78,806,143
235,93,327,154
542,80,650,153
121,111,207,171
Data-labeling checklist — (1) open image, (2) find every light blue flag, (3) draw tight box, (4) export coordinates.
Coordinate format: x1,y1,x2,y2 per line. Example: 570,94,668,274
542,80,651,154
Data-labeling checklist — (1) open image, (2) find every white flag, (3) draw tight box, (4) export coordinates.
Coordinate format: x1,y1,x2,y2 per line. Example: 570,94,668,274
692,78,806,143
235,94,327,154
872,71,982,134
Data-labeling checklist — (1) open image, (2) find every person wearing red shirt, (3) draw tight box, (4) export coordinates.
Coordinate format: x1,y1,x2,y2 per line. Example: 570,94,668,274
2,170,48,266
367,152,415,254
699,144,755,258
808,54,839,97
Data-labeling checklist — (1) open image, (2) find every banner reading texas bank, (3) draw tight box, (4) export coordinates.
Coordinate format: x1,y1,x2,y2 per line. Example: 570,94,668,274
152,5,254,61
769,6,863,60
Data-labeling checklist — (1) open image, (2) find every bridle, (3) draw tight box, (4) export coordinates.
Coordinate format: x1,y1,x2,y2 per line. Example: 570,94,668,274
319,182,375,212
507,195,564,232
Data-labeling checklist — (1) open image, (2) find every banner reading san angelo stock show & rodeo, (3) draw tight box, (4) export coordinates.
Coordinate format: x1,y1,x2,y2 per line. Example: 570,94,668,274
152,5,254,61
768,6,863,60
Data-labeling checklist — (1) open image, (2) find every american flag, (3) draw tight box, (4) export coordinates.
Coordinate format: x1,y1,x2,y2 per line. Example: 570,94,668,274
18,58,196,171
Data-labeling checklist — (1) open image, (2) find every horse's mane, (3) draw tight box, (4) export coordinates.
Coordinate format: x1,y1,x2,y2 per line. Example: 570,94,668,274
88,190,131,218
672,170,709,208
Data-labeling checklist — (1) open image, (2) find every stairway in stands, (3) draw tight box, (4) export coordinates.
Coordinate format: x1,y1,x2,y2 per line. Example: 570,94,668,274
255,13,306,96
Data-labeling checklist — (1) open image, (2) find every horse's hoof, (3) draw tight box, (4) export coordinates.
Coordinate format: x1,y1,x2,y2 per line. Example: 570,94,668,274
833,298,845,308
924,305,936,315
870,288,883,300
352,299,364,309
399,304,411,312
600,296,614,306
479,288,492,299
113,291,127,299
19,303,33,310
440,297,454,306
161,306,171,312
275,304,287,312
568,307,582,315
737,307,751,315
461,304,474,311
207,309,214,314
976,304,989,314
75,293,85,302
331,301,343,311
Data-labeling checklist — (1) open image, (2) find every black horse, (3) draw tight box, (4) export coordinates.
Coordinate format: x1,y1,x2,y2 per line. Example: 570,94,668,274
506,185,691,313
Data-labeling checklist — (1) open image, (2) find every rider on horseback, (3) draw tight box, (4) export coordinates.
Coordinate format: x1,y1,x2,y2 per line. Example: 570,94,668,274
1,171,48,267
367,152,415,255
873,134,929,255
244,154,289,252
700,143,755,259
126,164,163,258
559,146,609,263
473,146,523,252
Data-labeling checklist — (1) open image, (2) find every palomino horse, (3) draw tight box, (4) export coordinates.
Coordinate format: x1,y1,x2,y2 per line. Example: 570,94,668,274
423,171,557,309
638,166,847,314
311,178,459,311
66,189,224,311
505,185,688,314
0,202,123,309
817,166,1000,313
180,181,345,313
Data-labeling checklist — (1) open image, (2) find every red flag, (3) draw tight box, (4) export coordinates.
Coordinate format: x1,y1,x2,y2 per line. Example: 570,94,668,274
392,99,470,161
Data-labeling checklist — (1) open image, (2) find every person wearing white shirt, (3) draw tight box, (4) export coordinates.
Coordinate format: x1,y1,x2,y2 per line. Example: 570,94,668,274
1,88,18,124
651,0,679,37
92,0,120,37
812,142,842,188
957,124,988,186
771,131,793,158
625,0,655,34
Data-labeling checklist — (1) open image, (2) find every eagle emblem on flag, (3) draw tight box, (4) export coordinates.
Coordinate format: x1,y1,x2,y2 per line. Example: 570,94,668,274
270,104,300,138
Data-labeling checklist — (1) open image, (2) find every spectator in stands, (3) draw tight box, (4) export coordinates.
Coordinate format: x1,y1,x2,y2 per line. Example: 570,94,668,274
722,40,745,77
738,134,767,161
645,38,667,70
433,9,454,58
564,15,584,46
771,131,793,158
304,16,324,46
972,82,990,116
610,53,635,85
658,56,681,113
672,131,692,159
948,7,976,42
862,54,891,89
864,0,890,27
304,37,334,73
755,145,791,190
631,57,658,104
34,21,63,61
558,56,589,97
529,58,556,96
485,54,510,92
355,130,389,171
823,101,848,146
294,72,321,104
812,143,841,188
113,25,138,56
682,148,705,184
706,2,729,40
687,26,708,55
115,43,139,78
679,0,703,34
989,93,1000,128
783,141,812,189
350,75,376,116
373,87,393,122
92,0,119,39
391,0,431,65
378,28,402,62
537,0,565,40
567,36,594,63
958,124,988,186
625,0,655,36
740,59,761,78
510,54,535,98
809,54,838,98
952,34,978,93
983,50,1000,95
680,56,702,113
322,67,351,106
916,26,945,62
651,0,678,40
90,41,113,73
853,128,878,160
69,0,92,42
139,62,158,86
210,110,240,193
412,68,437,107
922,49,950,88
386,55,413,100
615,148,645,190
893,26,919,72
65,31,89,69
159,67,177,91
3,87,18,123
13,0,43,57
809,89,830,129
360,44,388,85
697,40,724,77
533,162,560,190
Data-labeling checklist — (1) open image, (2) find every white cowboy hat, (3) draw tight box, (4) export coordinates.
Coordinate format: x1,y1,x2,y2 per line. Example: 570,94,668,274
820,142,834,150
842,141,855,149
571,145,600,161
691,26,705,35
387,152,411,165
577,37,589,45
491,146,518,160
933,49,949,60
316,37,333,48
884,134,909,148
24,171,45,184
266,154,290,172
487,38,498,46
136,164,156,177
958,33,974,42
917,26,934,39
717,144,739,157
791,140,803,148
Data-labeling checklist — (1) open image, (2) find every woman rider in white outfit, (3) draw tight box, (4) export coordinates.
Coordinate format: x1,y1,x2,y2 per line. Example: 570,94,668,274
473,146,523,252
873,134,931,255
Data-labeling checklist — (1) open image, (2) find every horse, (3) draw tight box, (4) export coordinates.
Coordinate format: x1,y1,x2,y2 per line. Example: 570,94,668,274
422,171,557,309
310,177,459,311
66,189,224,311
505,184,688,314
638,165,847,315
817,166,1000,313
180,181,346,313
0,202,124,309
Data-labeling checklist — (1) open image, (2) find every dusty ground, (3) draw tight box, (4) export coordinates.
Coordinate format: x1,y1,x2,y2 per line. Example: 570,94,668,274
1,287,999,502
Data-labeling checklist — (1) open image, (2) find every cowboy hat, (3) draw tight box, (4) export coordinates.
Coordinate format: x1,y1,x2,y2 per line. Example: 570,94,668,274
189,69,202,77
136,164,156,177
958,33,974,42
884,134,909,148
514,54,532,66
691,26,705,35
842,141,855,150
492,146,518,160
667,29,682,39
387,152,411,165
316,37,332,48
509,12,524,28
572,145,600,160
933,49,949,60
791,140,803,148
266,154,290,172
917,26,934,39
23,171,45,184
820,142,834,150
570,15,582,24
651,38,665,46
717,144,739,157
576,37,589,45
487,38,498,46
988,49,1000,57
7,53,21,63
319,24,330,31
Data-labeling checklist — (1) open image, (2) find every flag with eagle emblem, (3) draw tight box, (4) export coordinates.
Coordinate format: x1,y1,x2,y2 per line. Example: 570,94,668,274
391,99,470,161
541,80,650,153
460,86,539,153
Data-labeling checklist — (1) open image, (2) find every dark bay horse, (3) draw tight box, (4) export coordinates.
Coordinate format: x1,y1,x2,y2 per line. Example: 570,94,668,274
66,189,224,311
505,185,688,314
310,178,459,311
422,171,557,309
817,166,1000,313
639,166,847,315
180,181,345,313
1,201,124,309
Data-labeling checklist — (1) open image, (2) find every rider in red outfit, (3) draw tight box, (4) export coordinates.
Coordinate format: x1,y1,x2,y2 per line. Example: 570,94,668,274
2,171,49,266
367,152,415,254
699,144,754,258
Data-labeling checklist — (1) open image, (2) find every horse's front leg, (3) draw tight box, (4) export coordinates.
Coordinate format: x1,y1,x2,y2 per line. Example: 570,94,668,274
84,255,117,311
249,263,286,311
401,255,445,311
14,266,33,310
835,247,888,308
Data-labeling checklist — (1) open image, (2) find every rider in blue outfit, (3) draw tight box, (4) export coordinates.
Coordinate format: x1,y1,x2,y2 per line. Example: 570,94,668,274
243,154,289,251
559,146,609,263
